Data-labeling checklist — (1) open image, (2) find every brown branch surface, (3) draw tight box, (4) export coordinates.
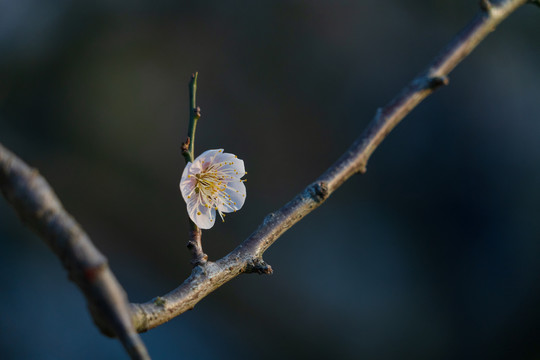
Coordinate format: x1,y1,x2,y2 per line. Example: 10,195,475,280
130,0,532,332
187,228,207,266
0,143,150,360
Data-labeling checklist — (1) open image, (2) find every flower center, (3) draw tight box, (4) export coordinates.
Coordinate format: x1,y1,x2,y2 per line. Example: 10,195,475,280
193,166,231,215
186,158,245,223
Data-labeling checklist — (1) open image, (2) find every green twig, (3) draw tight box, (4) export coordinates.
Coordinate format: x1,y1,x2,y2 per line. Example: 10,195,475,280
182,72,201,163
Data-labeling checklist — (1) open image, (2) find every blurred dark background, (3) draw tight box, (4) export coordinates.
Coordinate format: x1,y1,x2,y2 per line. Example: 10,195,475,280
1,1,539,359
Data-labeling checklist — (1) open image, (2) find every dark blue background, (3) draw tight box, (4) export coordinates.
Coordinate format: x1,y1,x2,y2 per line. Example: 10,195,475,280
1,1,539,359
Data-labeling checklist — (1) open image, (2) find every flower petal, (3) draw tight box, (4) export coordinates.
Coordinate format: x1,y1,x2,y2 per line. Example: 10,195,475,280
213,153,245,176
179,162,197,202
186,195,216,229
218,179,246,213
192,149,223,172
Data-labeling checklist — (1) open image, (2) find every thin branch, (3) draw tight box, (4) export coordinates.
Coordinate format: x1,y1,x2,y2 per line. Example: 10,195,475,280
187,228,206,266
130,0,532,333
181,72,208,267
0,143,150,360
181,72,201,164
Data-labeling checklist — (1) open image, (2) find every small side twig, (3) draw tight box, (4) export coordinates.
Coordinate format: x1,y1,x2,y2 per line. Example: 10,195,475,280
0,143,150,360
182,72,207,267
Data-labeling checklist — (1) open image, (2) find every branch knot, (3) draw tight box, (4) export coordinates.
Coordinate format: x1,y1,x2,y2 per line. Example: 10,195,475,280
245,258,273,275
193,106,201,120
480,0,492,12
181,137,192,163
428,75,450,90
308,182,329,203
153,297,166,307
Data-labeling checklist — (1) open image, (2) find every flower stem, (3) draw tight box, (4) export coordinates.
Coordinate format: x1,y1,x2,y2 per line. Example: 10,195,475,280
183,72,201,163
182,72,207,266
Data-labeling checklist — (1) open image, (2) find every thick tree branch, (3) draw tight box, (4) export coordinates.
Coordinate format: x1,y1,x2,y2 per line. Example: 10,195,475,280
130,0,532,332
0,143,150,360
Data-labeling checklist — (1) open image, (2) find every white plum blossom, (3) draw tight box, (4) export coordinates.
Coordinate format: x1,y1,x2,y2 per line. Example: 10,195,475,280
180,149,247,229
